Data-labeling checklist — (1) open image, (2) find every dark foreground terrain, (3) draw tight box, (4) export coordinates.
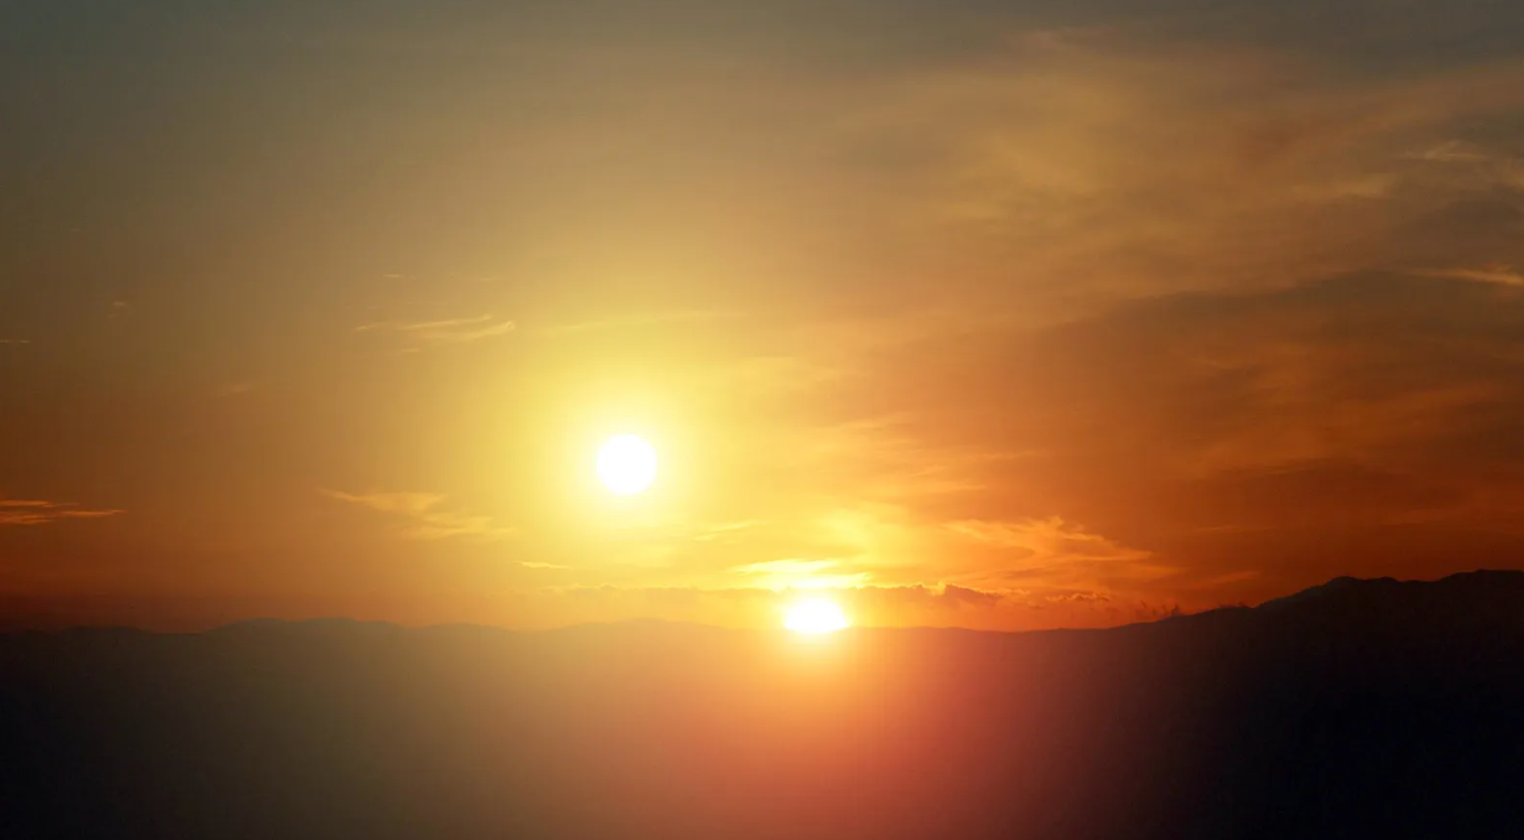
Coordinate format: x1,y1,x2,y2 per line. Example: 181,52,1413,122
3,571,1523,839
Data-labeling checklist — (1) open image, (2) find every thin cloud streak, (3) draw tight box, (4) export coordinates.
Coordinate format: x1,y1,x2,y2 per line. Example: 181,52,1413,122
354,315,516,345
726,559,874,590
322,490,514,542
537,310,734,336
1414,265,1524,287
0,499,124,527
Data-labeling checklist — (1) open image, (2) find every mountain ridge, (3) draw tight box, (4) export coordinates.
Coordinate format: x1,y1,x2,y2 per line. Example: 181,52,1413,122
2,568,1522,839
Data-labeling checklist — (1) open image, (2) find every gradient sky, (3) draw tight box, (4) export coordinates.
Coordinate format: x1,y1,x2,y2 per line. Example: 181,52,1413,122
5,0,1524,630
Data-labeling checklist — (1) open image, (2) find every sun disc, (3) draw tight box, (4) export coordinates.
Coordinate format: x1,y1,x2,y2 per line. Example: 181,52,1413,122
596,434,658,495
784,599,850,634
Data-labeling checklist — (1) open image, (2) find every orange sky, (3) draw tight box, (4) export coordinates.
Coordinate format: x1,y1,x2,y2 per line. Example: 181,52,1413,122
4,0,1524,630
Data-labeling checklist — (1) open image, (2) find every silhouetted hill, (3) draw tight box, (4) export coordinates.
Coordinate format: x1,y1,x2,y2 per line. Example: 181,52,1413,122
3,572,1522,840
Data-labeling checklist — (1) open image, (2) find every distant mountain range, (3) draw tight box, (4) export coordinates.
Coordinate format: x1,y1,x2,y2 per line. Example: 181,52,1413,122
3,571,1522,840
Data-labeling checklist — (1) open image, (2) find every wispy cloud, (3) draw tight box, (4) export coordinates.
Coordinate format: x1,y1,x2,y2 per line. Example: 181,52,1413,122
947,517,1144,556
686,520,760,542
322,490,514,541
354,315,516,346
538,310,732,336
727,558,873,590
0,499,124,527
1404,140,1490,163
945,517,1168,589
841,37,1524,311
0,338,31,345
1414,265,1524,287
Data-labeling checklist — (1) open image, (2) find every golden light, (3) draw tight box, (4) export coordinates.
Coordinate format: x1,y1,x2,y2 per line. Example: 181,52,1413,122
783,598,850,634
596,434,658,495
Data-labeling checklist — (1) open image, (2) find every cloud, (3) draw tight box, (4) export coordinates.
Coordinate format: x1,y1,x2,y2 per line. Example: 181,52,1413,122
727,558,873,590
945,517,1167,589
0,499,124,527
0,338,30,345
688,520,761,542
831,35,1524,315
538,310,733,336
811,270,1524,604
322,490,514,541
948,517,1149,561
1414,265,1524,287
1404,140,1490,163
354,315,516,346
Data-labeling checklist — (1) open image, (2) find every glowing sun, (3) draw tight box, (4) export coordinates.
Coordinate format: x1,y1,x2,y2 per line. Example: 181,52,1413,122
784,599,850,634
597,434,658,495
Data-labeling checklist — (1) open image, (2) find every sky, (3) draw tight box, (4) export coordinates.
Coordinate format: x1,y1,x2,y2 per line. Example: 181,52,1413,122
4,0,1524,631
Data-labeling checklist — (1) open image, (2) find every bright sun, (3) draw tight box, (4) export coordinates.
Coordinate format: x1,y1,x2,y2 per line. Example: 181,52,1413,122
596,434,658,495
784,599,850,634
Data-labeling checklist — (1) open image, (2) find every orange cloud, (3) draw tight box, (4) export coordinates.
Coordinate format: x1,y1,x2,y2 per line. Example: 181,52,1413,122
832,36,1524,319
0,499,123,527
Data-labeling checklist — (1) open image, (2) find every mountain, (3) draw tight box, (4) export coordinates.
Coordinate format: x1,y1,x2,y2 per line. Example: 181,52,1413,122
2,572,1522,840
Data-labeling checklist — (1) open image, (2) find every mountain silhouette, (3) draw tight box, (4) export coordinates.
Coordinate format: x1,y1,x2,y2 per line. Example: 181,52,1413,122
2,571,1521,839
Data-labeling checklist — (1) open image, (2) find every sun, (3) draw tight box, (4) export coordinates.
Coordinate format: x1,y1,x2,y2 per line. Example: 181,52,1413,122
596,434,658,495
783,599,850,635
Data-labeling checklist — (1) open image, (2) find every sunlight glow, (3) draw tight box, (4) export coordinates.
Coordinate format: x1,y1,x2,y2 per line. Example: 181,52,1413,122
783,599,850,634
597,434,658,495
